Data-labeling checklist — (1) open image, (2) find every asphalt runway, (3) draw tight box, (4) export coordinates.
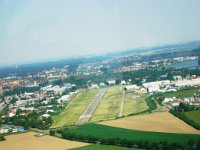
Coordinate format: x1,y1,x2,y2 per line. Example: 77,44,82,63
76,87,107,125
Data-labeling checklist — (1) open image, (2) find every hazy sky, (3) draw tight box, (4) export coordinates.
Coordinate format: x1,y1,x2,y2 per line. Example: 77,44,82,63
1,0,200,66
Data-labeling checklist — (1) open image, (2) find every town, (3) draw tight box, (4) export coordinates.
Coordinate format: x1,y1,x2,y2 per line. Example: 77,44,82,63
0,44,200,136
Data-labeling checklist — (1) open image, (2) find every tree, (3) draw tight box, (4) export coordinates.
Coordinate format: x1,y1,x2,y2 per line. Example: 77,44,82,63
196,139,200,150
115,79,121,85
0,135,5,141
179,102,194,112
49,129,55,136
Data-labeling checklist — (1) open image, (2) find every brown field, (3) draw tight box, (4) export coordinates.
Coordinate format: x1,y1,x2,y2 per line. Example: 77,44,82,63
0,132,89,150
99,112,200,134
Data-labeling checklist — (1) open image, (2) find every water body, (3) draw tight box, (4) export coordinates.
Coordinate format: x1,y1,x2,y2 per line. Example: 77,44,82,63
172,60,198,69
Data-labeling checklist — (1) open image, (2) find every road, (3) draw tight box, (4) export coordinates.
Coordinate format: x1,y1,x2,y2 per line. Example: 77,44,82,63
76,87,107,125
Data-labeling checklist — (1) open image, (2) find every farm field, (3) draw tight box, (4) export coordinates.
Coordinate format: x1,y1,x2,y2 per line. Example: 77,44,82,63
90,86,122,122
51,89,98,128
99,112,200,134
0,132,89,150
184,110,200,126
123,93,148,116
163,86,200,99
66,124,200,144
73,144,142,150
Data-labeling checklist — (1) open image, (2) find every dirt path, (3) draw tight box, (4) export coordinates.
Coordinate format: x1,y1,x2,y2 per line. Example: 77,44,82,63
153,100,170,112
30,128,50,135
118,90,125,117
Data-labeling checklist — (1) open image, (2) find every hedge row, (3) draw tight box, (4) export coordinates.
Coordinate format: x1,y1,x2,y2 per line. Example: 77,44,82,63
170,110,200,130
61,131,200,150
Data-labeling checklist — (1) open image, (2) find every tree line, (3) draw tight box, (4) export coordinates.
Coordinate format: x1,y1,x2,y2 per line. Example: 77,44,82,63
59,130,200,150
170,109,200,130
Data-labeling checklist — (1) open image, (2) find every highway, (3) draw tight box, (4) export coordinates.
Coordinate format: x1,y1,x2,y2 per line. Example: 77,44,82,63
76,87,107,125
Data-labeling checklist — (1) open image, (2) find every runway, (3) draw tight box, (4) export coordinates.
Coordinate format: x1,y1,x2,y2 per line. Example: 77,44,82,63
76,87,107,125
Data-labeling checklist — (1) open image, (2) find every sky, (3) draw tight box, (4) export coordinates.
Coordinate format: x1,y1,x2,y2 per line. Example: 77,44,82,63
1,0,200,66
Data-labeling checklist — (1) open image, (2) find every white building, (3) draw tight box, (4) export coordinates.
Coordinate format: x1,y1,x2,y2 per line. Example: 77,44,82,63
57,95,70,104
171,102,180,107
41,114,50,118
44,85,67,95
143,80,171,93
125,85,140,91
99,82,106,87
51,86,67,95
121,80,126,85
148,86,162,93
173,76,182,81
89,84,99,89
16,98,40,106
138,87,148,94
20,107,35,111
0,125,11,134
174,78,200,88
47,110,54,113
106,80,116,85
143,80,170,89
163,98,174,103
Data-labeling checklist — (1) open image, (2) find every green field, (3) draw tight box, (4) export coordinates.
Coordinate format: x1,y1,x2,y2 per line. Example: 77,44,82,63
123,93,148,116
90,86,122,122
163,87,200,99
51,89,98,128
66,124,200,144
184,110,200,126
74,145,141,150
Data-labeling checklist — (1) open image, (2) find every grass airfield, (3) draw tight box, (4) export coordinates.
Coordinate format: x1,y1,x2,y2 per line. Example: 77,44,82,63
123,92,148,116
51,89,98,128
90,86,122,122
52,85,149,127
